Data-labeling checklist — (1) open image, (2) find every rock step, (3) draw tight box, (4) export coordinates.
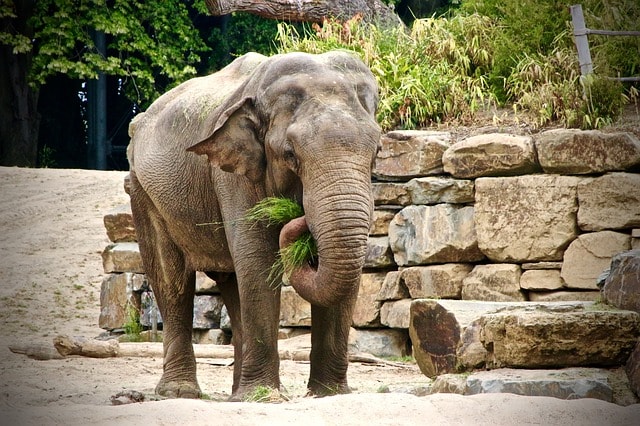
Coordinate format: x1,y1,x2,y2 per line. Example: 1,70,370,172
429,367,638,406
409,299,640,377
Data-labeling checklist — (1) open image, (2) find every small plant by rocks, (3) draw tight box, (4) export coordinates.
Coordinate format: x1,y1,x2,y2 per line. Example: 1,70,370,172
122,302,143,342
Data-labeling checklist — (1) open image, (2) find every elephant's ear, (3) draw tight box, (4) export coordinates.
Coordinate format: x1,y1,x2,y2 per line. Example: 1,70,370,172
187,97,264,182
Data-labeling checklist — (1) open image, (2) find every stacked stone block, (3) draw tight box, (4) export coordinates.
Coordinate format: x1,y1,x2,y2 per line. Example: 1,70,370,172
363,127,640,399
369,129,640,307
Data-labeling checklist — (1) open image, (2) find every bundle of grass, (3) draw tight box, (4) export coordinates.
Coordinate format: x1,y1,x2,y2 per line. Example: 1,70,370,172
246,197,317,286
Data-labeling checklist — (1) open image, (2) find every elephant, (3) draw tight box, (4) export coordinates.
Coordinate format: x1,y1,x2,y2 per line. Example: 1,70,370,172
126,51,381,400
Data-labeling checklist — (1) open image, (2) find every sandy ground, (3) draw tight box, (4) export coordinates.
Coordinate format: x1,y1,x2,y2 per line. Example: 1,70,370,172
1,166,639,425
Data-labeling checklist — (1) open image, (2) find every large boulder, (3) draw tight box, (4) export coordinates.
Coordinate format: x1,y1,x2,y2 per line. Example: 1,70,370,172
474,176,582,262
373,130,452,180
370,209,396,236
519,269,564,291
364,236,395,268
279,286,311,327
561,231,631,290
442,133,539,178
372,182,411,206
409,299,531,377
528,290,600,302
406,177,474,205
352,272,386,327
348,328,410,358
536,129,640,174
140,290,162,329
464,368,626,404
103,203,136,243
98,273,143,330
376,271,409,301
402,264,472,299
380,299,412,329
192,295,225,329
577,172,640,231
462,264,526,302
627,342,640,398
195,271,219,295
193,329,230,345
480,304,640,369
389,204,484,266
602,249,640,313
101,242,144,274
409,300,640,378
432,367,638,405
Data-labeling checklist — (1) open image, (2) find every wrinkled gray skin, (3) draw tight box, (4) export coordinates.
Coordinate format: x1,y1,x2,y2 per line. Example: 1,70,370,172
127,51,380,400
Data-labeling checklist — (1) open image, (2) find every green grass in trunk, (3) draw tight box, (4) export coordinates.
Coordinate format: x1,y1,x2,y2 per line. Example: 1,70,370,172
246,197,317,286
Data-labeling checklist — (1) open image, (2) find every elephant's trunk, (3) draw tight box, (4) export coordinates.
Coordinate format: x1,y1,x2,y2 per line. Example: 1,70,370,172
280,176,372,307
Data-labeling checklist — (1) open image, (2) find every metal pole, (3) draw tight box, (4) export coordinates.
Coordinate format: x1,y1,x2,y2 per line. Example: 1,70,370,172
87,30,107,170
570,4,593,76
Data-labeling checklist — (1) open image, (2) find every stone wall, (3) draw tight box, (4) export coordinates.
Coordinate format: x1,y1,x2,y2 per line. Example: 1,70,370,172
99,127,640,358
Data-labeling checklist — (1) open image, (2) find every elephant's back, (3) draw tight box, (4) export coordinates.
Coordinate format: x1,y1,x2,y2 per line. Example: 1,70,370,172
125,53,267,258
128,52,267,169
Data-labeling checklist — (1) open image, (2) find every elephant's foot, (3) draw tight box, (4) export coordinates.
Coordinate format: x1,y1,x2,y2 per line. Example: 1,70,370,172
306,379,351,397
155,378,202,399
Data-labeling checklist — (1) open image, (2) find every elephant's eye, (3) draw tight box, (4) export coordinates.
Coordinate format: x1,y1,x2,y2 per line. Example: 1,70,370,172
283,147,299,172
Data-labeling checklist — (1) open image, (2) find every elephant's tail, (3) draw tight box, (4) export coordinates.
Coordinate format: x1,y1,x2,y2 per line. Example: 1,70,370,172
127,112,147,170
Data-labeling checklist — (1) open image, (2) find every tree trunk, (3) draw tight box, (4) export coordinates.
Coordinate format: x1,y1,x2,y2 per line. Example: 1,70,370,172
204,0,401,27
0,1,40,167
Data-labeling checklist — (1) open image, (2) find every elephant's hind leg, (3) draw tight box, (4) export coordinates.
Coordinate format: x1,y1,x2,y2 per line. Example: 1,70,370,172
208,272,243,397
152,263,200,399
129,172,200,398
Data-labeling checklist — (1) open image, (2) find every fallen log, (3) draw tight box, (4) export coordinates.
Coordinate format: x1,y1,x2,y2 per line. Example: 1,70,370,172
54,335,119,358
9,342,65,360
9,337,235,360
50,336,238,359
10,334,403,367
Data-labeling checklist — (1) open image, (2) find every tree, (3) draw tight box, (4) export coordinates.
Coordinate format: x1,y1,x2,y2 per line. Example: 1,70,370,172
1,0,39,167
1,0,405,168
1,0,208,168
204,0,401,27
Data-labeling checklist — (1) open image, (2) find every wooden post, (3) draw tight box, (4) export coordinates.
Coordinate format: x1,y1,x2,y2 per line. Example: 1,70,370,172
570,4,593,76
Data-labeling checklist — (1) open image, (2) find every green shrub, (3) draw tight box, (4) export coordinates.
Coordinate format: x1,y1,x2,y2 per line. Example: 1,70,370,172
277,14,497,130
275,1,637,129
462,0,638,121
580,75,628,129
500,46,629,129
123,302,143,341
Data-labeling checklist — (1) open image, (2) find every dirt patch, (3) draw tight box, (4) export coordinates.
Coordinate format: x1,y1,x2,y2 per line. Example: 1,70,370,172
1,166,639,425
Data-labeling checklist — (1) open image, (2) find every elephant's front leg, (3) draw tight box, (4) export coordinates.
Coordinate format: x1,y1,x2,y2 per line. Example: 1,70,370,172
308,294,358,396
228,249,282,400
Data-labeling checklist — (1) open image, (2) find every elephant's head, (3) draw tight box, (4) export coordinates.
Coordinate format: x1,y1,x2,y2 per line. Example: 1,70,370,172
188,51,381,307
